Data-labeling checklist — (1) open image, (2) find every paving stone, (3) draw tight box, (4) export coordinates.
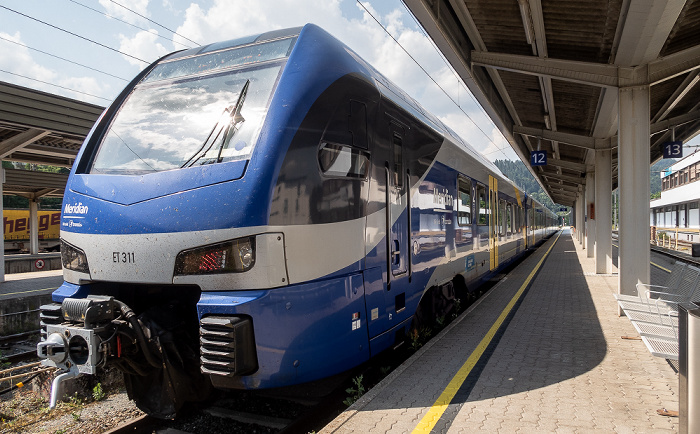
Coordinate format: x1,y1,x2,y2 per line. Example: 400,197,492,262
320,232,680,433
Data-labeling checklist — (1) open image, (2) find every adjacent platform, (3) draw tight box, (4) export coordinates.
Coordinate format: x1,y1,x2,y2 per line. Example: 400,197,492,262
0,269,63,301
323,229,679,433
1,269,63,334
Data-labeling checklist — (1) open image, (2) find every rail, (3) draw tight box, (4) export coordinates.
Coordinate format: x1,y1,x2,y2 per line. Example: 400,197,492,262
0,309,40,318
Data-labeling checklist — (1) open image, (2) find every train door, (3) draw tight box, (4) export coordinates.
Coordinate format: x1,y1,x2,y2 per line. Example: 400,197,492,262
522,204,528,249
388,123,408,280
489,175,498,270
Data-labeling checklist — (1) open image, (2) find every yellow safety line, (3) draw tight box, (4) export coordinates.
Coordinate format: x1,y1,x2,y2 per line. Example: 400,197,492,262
651,262,671,273
412,231,561,433
612,243,671,273
0,287,57,296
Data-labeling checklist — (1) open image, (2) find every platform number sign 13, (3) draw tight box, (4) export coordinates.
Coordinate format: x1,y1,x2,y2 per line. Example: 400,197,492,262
663,141,683,159
530,150,547,166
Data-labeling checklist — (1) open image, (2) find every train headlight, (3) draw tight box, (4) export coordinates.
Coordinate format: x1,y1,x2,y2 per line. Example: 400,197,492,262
174,237,256,275
61,239,90,274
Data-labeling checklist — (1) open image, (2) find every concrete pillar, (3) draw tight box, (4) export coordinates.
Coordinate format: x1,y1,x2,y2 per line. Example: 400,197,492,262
618,86,650,297
586,170,596,258
574,196,580,243
578,193,585,245
29,199,39,255
595,149,613,274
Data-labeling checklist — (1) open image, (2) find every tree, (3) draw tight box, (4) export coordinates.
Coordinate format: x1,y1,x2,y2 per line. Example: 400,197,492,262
493,159,564,215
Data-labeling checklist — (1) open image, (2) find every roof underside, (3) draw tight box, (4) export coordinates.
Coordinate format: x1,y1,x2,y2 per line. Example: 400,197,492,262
404,0,700,206
0,81,103,199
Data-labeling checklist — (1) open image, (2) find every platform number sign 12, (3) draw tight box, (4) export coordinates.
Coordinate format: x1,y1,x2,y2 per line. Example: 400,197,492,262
663,141,683,159
530,150,547,166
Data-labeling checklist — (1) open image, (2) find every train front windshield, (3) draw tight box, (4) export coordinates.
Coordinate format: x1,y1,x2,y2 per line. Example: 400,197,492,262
90,37,294,175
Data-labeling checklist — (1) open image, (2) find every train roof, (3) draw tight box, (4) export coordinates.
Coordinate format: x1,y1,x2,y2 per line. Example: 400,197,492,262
148,24,534,211
294,25,508,181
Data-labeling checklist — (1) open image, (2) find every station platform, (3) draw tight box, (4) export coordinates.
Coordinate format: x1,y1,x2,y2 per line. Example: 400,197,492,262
0,268,63,302
0,269,63,335
322,229,679,433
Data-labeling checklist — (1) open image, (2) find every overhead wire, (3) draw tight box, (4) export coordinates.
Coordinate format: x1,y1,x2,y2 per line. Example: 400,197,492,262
0,35,129,82
0,4,149,64
0,69,112,102
356,0,512,160
67,0,194,49
400,0,484,111
106,0,200,46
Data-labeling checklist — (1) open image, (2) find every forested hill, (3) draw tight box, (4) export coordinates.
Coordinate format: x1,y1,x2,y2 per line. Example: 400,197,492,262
494,157,676,216
493,159,560,214
650,158,675,199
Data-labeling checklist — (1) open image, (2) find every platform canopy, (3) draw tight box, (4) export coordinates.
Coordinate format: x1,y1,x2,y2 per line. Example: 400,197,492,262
0,81,104,199
404,0,700,206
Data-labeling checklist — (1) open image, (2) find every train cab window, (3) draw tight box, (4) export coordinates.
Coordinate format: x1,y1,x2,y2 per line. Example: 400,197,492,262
458,178,472,226
477,184,488,225
318,143,370,178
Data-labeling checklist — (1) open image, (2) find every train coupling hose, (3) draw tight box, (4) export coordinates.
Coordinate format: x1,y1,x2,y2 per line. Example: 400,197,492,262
49,367,80,409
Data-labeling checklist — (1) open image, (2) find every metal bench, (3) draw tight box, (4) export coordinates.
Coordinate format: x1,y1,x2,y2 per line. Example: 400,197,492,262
618,264,700,316
616,262,700,360
614,261,688,303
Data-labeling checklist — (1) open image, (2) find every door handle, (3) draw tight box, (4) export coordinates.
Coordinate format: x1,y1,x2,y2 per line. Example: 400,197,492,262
392,240,400,265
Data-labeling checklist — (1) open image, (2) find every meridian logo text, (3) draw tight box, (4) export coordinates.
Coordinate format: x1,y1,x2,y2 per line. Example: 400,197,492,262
64,203,89,215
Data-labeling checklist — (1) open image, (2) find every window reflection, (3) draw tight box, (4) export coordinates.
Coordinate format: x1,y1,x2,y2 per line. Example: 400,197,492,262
91,64,282,175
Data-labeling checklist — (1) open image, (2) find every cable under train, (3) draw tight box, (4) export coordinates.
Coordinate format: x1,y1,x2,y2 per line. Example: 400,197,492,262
37,24,558,417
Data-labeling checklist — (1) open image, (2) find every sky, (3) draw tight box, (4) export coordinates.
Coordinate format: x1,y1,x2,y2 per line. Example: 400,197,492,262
0,0,518,161
1,0,698,166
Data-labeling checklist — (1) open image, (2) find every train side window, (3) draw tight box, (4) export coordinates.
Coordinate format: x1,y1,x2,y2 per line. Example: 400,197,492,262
349,100,368,149
506,203,513,234
499,199,506,236
458,178,472,226
477,184,488,225
392,134,403,189
318,142,370,178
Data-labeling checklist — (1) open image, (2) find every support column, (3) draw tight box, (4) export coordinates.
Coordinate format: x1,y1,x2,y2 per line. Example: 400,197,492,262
578,193,584,245
29,198,39,255
586,170,596,258
595,149,613,274
618,86,650,297
574,195,580,243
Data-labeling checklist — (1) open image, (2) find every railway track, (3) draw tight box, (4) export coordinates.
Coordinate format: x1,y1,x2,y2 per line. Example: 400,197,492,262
0,330,40,364
0,330,39,364
105,373,361,434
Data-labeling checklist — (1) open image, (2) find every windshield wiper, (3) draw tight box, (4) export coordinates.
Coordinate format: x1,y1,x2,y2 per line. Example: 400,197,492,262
180,79,250,168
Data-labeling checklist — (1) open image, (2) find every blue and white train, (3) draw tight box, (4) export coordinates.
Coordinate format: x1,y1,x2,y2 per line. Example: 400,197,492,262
37,24,558,417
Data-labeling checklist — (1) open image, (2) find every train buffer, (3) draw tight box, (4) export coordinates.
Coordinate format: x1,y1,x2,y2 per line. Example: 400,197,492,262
322,229,679,433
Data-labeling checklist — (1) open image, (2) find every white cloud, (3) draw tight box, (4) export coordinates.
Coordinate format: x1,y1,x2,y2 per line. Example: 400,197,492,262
0,32,112,105
99,0,150,25
118,30,169,66
170,0,509,159
61,76,106,101
0,32,57,87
